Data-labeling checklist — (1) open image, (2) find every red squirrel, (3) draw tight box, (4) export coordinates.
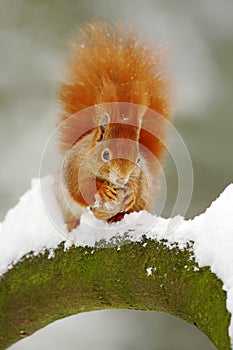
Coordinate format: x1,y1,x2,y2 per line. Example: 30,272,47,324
55,21,172,232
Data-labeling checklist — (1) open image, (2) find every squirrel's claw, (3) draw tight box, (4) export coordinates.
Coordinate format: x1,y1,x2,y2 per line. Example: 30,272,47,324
97,182,117,202
124,197,136,212
123,186,136,212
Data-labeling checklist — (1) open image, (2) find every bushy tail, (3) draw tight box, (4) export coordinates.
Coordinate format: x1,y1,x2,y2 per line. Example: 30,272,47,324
58,21,172,122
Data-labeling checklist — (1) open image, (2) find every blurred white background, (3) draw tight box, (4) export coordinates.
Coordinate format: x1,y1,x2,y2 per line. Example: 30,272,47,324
1,0,233,349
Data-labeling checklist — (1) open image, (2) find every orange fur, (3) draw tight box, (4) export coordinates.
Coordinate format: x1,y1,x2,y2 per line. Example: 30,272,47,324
58,21,171,153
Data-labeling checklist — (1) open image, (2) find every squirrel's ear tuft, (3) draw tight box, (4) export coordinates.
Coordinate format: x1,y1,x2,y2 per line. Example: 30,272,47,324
100,112,110,126
96,113,110,142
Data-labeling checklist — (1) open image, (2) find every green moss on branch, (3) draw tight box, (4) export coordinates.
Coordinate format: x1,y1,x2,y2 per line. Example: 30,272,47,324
0,238,231,349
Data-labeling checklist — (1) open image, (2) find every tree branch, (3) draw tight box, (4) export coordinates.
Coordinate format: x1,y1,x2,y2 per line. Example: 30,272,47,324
0,238,230,350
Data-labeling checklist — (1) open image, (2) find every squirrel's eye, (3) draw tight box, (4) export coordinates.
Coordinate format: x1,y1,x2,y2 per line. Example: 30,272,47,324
137,157,141,164
102,149,111,162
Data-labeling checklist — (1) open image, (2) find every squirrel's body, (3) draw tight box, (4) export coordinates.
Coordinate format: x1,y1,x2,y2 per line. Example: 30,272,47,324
55,22,172,231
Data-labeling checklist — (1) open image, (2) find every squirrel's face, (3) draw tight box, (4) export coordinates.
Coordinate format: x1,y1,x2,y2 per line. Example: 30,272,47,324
97,142,139,187
88,116,141,187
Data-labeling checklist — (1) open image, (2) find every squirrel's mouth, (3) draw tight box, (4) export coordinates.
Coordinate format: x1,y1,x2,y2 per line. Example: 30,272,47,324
109,170,129,188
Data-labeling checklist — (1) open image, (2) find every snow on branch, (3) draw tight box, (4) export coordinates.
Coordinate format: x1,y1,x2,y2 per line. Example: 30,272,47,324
0,176,233,349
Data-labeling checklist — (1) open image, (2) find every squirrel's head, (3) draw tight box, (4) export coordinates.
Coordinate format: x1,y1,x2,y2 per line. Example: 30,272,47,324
88,108,143,187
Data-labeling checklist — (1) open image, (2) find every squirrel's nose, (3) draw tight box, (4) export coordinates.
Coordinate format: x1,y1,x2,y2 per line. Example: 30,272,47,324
110,169,129,187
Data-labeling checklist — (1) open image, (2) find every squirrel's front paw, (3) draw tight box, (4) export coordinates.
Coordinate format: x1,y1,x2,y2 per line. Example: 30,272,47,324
96,182,117,202
106,186,136,223
90,182,136,220
90,182,120,220
123,184,136,212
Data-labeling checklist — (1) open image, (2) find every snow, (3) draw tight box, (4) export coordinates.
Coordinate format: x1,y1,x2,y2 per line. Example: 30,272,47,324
0,176,64,276
0,176,233,344
146,267,157,276
146,267,153,276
